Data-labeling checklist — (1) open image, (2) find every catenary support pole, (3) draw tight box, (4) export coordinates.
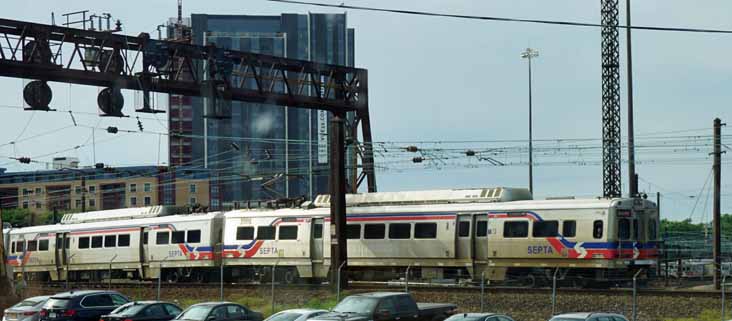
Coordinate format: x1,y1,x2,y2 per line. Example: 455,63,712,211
552,268,559,316
480,272,485,313
632,269,643,321
330,112,347,291
713,118,724,290
626,0,637,196
336,261,346,303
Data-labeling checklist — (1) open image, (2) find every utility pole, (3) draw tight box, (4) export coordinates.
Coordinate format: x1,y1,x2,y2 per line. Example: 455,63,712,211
626,0,637,197
521,48,539,195
330,112,347,291
713,118,724,290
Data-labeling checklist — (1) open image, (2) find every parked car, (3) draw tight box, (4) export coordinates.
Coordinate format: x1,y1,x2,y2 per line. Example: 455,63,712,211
2,296,51,321
309,292,457,321
174,303,262,321
39,291,130,321
100,302,183,321
549,313,628,321
264,309,327,321
445,313,514,321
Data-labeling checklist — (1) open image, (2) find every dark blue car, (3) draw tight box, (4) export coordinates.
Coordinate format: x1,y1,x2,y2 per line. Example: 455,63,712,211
40,291,130,321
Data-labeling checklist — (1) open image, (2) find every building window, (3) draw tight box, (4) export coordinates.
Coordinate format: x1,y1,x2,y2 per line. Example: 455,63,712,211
130,184,137,193
35,202,42,209
88,186,96,194
35,187,42,195
89,199,96,208
75,186,82,194
22,201,28,209
130,197,137,206
144,183,152,192
189,197,197,205
75,199,82,208
189,184,197,193
144,196,151,206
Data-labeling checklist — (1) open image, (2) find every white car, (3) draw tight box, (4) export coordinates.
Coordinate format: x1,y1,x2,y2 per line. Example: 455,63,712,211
266,309,328,321
549,313,628,321
2,296,51,321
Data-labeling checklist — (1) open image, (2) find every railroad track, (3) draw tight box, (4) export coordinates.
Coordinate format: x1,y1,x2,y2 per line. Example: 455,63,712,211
29,280,728,298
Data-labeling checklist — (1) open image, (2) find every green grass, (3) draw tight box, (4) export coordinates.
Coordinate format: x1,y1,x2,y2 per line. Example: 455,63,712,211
176,292,341,317
664,309,730,321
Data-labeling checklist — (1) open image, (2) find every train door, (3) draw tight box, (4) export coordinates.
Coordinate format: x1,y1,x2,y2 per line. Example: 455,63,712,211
311,218,324,262
140,227,150,278
55,233,69,280
474,214,490,259
455,214,473,261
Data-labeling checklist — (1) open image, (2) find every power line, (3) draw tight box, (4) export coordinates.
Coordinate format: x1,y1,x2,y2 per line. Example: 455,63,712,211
267,0,732,34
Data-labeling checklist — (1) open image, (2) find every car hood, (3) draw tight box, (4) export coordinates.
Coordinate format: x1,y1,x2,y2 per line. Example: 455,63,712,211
308,312,370,321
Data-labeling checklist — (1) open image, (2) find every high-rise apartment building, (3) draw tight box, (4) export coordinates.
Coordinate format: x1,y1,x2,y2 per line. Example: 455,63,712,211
168,13,355,209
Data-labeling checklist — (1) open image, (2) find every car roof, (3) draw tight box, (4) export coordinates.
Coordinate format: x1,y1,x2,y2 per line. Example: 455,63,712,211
448,313,500,318
50,290,121,298
553,313,625,319
191,302,237,307
351,292,407,298
275,309,327,314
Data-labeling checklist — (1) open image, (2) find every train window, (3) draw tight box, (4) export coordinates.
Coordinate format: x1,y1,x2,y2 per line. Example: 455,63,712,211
172,231,186,244
414,223,437,239
476,221,488,237
562,221,577,238
458,221,470,237
618,219,631,240
187,230,201,243
79,237,90,249
313,224,323,239
118,234,131,247
279,226,298,240
649,219,658,240
257,226,276,240
532,221,559,237
143,232,148,245
105,235,117,248
27,240,37,252
593,220,604,239
389,223,411,239
39,239,49,251
236,227,254,240
156,231,170,245
364,224,386,239
346,224,361,239
503,221,529,238
16,241,25,253
91,236,103,248
64,237,70,249
632,219,639,240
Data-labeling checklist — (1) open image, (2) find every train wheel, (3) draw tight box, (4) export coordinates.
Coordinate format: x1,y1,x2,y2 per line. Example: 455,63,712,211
283,269,297,284
165,271,179,283
523,274,536,288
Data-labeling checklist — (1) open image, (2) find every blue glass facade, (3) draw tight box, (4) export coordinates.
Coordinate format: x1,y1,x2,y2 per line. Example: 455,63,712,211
173,13,355,207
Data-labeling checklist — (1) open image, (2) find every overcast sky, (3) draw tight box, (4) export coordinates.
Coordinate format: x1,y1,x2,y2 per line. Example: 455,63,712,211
1,0,731,220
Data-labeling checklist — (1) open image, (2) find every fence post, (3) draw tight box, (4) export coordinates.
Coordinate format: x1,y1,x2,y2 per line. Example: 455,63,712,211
109,254,117,290
157,255,169,301
480,272,485,313
336,261,346,303
552,268,559,316
65,253,74,290
723,274,727,321
405,264,412,293
632,269,643,321
220,245,225,302
271,262,278,314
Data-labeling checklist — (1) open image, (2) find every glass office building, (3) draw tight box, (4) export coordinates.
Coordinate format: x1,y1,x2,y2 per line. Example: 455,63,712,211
168,13,355,209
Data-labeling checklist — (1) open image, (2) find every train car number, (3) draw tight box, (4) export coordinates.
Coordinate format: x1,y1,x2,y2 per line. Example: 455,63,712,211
527,245,554,255
168,250,184,257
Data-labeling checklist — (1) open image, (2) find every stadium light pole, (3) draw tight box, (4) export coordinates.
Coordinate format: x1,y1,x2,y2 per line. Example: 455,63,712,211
521,48,539,196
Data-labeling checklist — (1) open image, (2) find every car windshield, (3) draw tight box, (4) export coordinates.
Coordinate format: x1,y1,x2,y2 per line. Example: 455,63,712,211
445,316,486,321
333,297,379,314
176,306,212,321
14,299,45,308
44,298,71,309
265,312,302,321
111,304,148,316
549,318,584,321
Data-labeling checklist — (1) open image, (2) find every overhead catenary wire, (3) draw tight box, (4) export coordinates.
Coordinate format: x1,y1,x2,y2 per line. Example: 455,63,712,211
267,0,732,34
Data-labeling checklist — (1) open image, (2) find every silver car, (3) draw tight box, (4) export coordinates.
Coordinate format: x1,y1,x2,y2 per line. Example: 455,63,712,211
266,309,328,321
3,296,51,321
549,313,628,321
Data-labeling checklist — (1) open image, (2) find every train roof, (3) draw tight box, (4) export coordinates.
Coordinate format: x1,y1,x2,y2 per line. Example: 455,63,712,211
9,211,221,235
226,197,655,218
